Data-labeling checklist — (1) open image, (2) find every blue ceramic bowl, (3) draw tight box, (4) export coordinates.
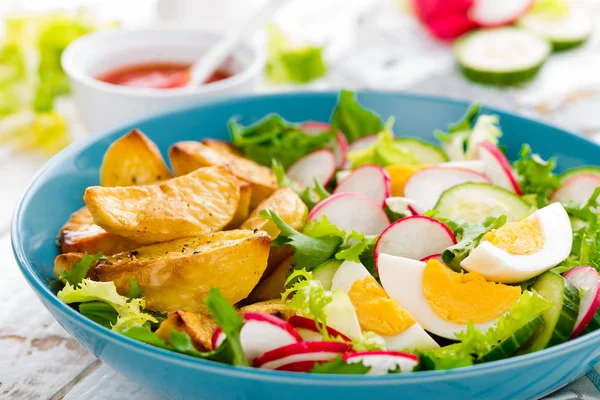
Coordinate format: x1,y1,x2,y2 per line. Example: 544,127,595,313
12,92,600,400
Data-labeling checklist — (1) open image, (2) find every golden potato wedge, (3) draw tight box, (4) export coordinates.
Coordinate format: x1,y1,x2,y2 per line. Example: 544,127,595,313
54,252,88,279
246,255,292,303
85,166,241,244
95,230,270,312
201,139,242,156
58,207,138,255
240,299,294,320
225,179,252,230
169,141,277,208
155,311,216,351
100,129,173,187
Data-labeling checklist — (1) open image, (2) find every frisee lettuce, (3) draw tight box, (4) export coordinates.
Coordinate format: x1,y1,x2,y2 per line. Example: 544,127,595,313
310,355,371,374
272,159,330,209
464,114,503,160
512,144,561,208
59,252,106,286
435,103,480,161
282,269,332,335
125,278,145,299
330,89,384,143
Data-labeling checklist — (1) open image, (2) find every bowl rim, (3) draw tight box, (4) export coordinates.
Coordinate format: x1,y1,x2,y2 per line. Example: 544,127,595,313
61,28,265,98
12,90,600,384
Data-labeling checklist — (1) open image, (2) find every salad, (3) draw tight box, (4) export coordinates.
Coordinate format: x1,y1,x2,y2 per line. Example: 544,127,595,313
53,90,600,374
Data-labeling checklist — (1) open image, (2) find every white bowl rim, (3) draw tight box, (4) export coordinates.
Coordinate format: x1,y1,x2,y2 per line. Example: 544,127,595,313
61,28,265,98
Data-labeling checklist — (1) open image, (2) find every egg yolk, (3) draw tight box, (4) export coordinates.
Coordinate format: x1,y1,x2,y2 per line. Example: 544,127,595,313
348,276,415,336
422,260,521,324
386,164,430,196
484,216,544,255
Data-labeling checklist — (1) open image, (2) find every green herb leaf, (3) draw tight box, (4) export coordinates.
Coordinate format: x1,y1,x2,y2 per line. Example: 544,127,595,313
78,301,118,329
435,103,480,161
330,89,384,143
512,144,561,208
448,103,481,134
59,252,106,287
310,355,371,374
282,269,332,334
272,159,329,210
125,278,145,299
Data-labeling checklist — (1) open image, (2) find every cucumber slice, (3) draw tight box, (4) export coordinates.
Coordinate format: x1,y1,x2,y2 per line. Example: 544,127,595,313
454,28,550,86
395,138,448,164
521,272,580,352
313,259,343,290
519,7,592,52
479,314,544,363
434,182,532,223
560,166,600,183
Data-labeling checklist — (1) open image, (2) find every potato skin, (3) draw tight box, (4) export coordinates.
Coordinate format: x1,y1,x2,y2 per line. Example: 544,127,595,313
85,166,241,244
224,179,252,230
240,300,294,320
95,230,271,313
169,141,277,208
155,311,216,351
100,129,173,187
246,255,292,304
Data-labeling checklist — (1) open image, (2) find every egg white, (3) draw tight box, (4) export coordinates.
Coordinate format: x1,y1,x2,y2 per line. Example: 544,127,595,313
461,202,572,283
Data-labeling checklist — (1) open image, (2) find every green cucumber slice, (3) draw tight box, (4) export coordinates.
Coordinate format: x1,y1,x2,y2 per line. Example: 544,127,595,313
434,182,532,223
454,28,550,86
312,259,343,290
519,7,592,52
479,314,544,363
395,138,448,164
521,272,580,352
560,166,600,183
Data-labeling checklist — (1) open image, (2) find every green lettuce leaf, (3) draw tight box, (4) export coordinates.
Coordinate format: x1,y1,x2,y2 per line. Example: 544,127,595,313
272,159,329,209
464,115,503,160
282,269,333,334
125,278,145,299
351,331,386,352
310,355,371,374
512,144,561,208
265,24,327,84
330,89,384,143
58,279,126,307
435,103,480,161
59,252,106,286
111,298,158,332
78,301,118,329
229,114,333,168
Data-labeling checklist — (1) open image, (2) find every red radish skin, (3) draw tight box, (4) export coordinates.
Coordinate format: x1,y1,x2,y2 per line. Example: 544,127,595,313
374,216,456,270
426,13,479,40
469,0,533,27
347,134,378,153
288,316,351,342
299,122,349,168
564,266,600,338
308,192,391,236
211,313,302,361
551,174,600,204
286,149,336,187
344,351,419,374
479,142,522,195
411,0,473,23
253,341,351,369
334,164,391,207
420,253,444,263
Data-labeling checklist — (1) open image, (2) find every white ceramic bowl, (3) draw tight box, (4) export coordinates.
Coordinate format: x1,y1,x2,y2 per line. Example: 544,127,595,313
62,29,264,132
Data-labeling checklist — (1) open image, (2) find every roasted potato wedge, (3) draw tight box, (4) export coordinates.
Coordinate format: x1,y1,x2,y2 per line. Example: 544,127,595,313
169,141,277,208
201,139,242,156
155,311,216,351
240,299,294,320
100,129,173,187
225,179,252,230
95,230,270,312
246,255,292,303
85,166,241,244
58,207,138,255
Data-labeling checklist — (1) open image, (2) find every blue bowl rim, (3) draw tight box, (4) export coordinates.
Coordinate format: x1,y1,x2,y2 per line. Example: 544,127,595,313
11,90,600,384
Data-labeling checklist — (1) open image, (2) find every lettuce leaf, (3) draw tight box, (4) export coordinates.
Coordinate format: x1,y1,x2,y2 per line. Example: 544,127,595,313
78,301,118,328
229,114,333,168
464,115,503,160
59,252,106,286
272,159,329,209
265,24,327,84
111,298,158,332
310,355,371,374
351,331,386,352
435,103,480,161
58,279,127,307
282,269,333,334
330,89,384,143
512,144,561,208
125,278,145,299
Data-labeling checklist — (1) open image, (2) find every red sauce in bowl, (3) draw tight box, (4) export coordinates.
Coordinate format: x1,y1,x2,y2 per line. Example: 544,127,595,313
96,63,232,89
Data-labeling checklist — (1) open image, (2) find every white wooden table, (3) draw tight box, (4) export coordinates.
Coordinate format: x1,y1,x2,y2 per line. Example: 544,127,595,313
4,0,600,398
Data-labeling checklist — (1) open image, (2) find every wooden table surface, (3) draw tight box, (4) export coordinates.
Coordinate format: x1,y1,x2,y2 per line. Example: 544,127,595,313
4,1,600,398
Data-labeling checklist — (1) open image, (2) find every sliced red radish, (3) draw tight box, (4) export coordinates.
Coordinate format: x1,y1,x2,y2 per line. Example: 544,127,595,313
438,160,485,174
334,165,391,207
469,0,533,27
403,167,489,214
336,170,352,183
420,253,444,263
348,134,378,153
344,351,419,375
287,149,336,187
253,341,351,370
308,192,390,235
479,141,522,194
288,316,351,342
564,266,600,338
299,121,349,168
385,197,416,216
411,0,473,23
551,174,600,204
212,313,302,362
374,216,456,269
426,12,478,40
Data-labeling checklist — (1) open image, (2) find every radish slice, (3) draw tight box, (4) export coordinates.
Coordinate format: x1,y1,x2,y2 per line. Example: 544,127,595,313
551,174,600,204
348,134,378,152
403,167,489,214
254,341,351,370
334,165,391,207
288,316,351,342
308,192,390,235
212,313,302,362
344,351,419,375
479,142,522,194
336,170,352,183
469,0,533,27
385,197,416,216
420,253,444,263
287,149,336,187
426,12,479,40
374,216,456,268
299,122,349,168
411,0,474,23
439,160,485,174
564,266,600,338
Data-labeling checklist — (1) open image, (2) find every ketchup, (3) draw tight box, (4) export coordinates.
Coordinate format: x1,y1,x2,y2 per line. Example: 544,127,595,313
96,63,232,89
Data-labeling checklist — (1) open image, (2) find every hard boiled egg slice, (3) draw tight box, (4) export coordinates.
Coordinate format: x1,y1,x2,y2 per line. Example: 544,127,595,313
461,202,572,283
332,261,439,350
378,254,521,339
